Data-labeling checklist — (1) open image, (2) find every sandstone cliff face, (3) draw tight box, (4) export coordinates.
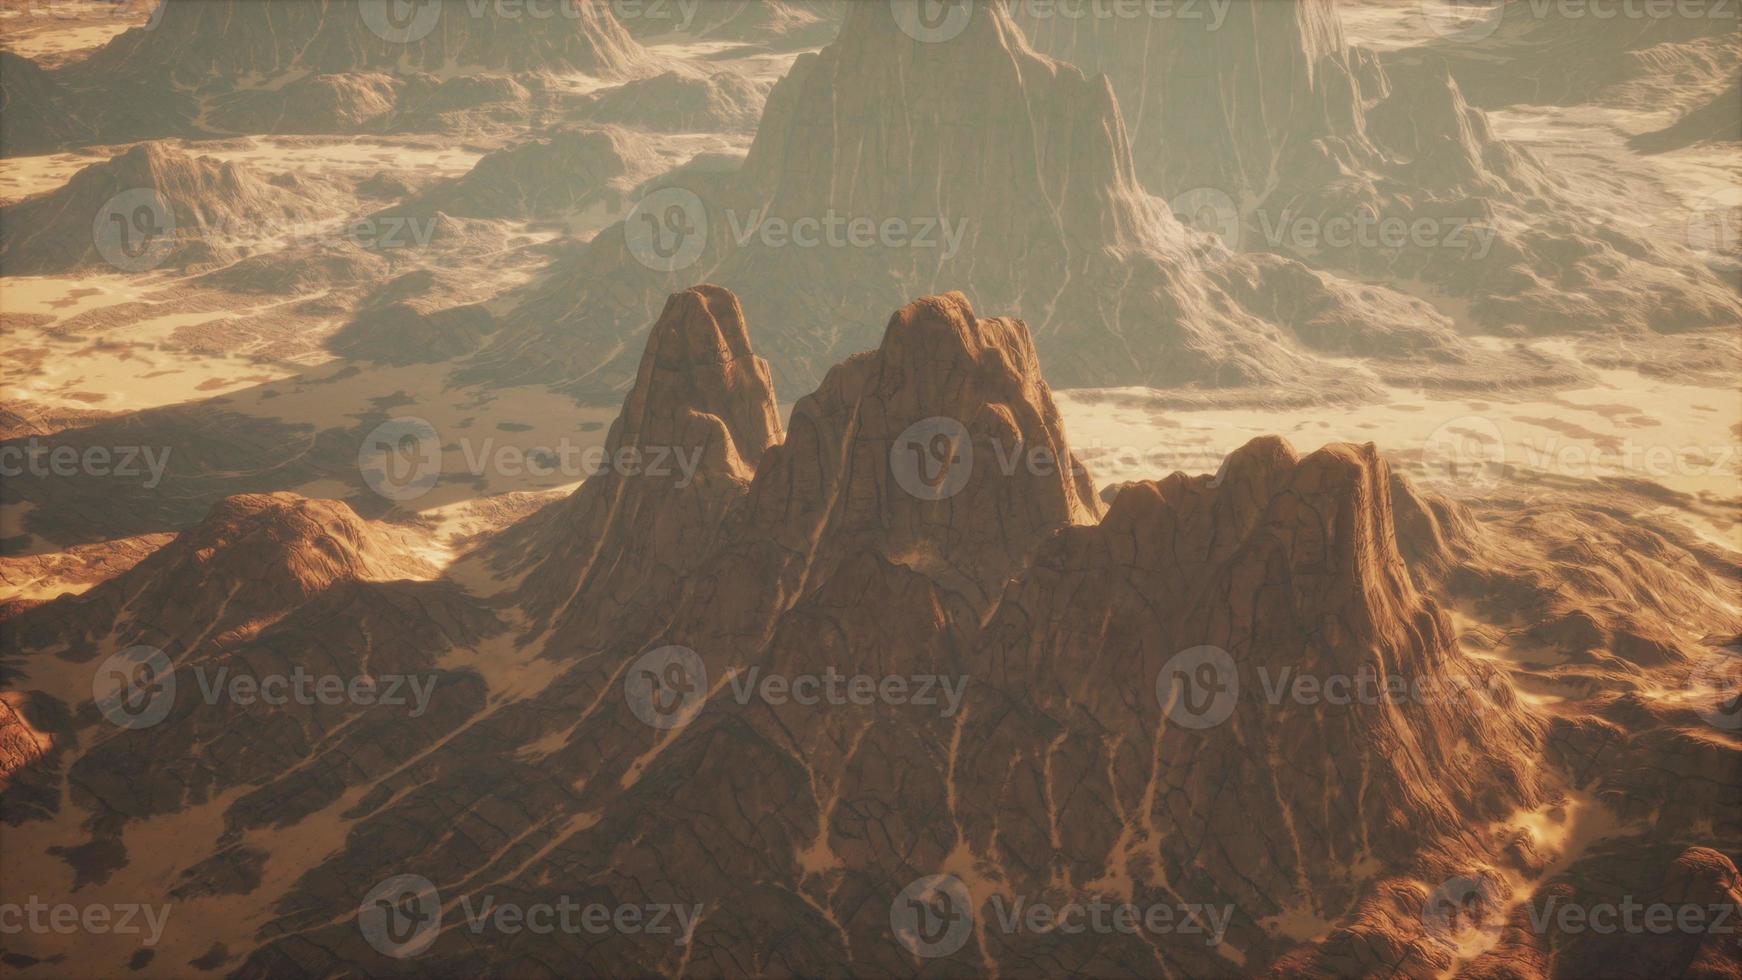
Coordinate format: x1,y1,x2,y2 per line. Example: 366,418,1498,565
498,283,783,655
1012,0,1367,208
933,437,1549,974
469,1,1467,401
1009,0,1742,338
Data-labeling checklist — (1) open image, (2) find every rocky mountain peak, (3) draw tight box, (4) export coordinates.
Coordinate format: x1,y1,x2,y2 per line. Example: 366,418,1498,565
612,283,783,475
6,493,433,661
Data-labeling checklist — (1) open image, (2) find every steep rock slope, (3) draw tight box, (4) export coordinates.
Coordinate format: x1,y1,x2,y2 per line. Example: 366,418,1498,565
467,1,1477,401
1010,0,1741,337
224,291,1565,977
493,283,784,655
4,290,1732,977
0,50,94,156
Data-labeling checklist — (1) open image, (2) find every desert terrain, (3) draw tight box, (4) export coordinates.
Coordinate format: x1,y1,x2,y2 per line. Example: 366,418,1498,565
0,2,1738,978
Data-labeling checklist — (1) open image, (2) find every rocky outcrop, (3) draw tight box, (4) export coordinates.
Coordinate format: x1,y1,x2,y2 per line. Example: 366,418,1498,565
205,72,404,135
931,437,1548,974
218,291,1570,977
467,1,1466,401
1457,844,1742,979
575,68,768,132
1010,0,1742,339
0,51,93,157
3,289,1734,977
327,300,496,365
1394,0,1740,111
81,0,652,83
382,126,647,222
1631,77,1742,152
7,0,656,147
3,494,436,664
494,284,783,653
0,142,335,275
0,694,51,790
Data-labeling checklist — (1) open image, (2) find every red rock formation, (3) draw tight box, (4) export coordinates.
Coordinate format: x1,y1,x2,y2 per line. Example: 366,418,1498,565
472,0,1459,400
5,288,1733,978
1010,0,1741,339
6,493,436,662
499,284,782,653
